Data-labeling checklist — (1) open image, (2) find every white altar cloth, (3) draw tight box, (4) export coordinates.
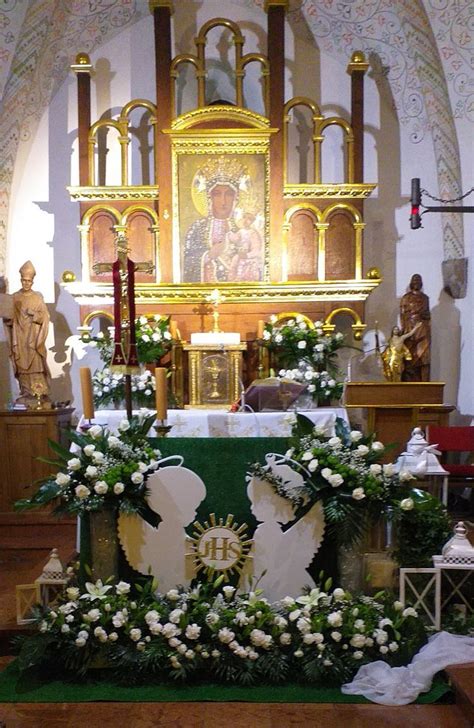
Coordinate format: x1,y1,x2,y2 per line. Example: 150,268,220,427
83,407,349,438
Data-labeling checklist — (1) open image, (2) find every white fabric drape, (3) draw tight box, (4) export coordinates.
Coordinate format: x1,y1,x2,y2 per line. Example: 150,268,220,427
342,631,474,705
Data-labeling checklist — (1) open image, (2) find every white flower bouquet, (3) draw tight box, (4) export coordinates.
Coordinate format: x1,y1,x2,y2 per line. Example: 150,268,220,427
81,315,174,366
92,367,156,409
250,414,451,556
15,413,161,516
17,576,426,685
260,316,345,403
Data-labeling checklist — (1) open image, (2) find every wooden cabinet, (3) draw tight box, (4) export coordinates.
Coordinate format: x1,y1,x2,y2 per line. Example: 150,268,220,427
0,408,74,520
344,383,454,461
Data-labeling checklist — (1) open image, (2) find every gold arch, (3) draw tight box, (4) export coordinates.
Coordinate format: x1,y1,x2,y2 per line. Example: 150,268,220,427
81,205,121,226
170,105,270,131
273,311,315,329
121,204,159,226
83,309,114,326
321,202,362,224
284,97,323,185
284,203,322,224
323,307,366,341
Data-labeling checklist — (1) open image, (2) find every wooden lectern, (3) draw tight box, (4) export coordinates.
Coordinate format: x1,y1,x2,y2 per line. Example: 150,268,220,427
344,382,454,461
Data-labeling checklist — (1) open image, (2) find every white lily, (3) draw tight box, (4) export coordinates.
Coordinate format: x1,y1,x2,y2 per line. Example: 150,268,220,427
80,579,113,601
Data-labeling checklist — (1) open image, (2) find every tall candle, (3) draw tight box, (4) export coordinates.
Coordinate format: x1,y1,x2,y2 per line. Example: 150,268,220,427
80,366,95,420
169,320,179,340
257,319,265,339
155,367,168,422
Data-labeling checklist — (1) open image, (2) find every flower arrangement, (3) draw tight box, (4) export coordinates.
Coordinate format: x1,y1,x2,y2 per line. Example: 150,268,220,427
249,414,451,561
81,315,173,365
92,367,156,409
15,414,161,516
261,316,345,404
16,576,426,685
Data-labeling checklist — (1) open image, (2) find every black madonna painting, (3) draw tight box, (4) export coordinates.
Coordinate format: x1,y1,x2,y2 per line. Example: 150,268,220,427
178,154,267,283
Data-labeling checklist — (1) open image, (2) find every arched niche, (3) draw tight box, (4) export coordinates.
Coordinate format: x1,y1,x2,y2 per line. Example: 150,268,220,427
87,208,120,282
123,207,159,282
324,206,358,280
286,207,318,281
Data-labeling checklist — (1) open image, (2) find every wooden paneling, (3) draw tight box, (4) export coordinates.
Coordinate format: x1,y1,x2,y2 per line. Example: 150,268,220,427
0,409,73,518
127,211,156,282
90,212,116,282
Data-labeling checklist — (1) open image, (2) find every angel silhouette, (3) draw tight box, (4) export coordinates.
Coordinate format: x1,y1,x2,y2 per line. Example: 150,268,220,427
118,463,206,592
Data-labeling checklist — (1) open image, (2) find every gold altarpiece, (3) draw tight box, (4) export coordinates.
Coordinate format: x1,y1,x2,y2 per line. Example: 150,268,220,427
64,0,380,392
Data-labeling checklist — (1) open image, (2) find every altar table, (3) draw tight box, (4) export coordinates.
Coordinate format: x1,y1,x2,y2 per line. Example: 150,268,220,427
84,407,349,437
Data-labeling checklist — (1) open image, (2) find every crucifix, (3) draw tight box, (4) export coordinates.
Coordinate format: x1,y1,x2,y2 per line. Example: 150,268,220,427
93,230,154,418
205,288,225,334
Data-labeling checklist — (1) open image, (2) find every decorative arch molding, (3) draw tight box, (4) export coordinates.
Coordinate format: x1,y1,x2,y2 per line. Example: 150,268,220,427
0,0,463,274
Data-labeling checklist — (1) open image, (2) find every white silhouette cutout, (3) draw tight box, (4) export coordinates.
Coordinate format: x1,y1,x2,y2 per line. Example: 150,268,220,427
118,464,206,592
244,458,325,601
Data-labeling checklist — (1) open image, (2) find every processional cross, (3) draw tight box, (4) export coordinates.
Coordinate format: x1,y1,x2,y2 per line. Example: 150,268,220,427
93,231,154,418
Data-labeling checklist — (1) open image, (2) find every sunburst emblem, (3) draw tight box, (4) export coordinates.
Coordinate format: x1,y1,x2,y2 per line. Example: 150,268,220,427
187,513,253,581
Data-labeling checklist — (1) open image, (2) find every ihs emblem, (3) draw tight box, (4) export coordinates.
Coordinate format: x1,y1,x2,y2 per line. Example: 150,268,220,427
187,514,252,581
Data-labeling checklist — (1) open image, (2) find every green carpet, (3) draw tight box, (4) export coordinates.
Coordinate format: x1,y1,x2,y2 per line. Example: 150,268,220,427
0,661,451,704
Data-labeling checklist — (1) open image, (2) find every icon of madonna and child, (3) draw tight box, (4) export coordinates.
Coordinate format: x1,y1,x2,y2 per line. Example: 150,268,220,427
180,155,266,283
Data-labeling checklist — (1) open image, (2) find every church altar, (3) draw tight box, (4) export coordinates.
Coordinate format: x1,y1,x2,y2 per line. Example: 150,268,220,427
82,407,349,437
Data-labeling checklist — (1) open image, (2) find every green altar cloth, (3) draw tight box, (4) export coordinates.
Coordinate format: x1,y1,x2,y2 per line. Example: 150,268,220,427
80,437,338,584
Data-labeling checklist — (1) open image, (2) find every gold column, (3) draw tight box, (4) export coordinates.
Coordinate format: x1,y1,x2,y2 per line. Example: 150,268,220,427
78,223,90,282
316,222,329,281
353,221,365,279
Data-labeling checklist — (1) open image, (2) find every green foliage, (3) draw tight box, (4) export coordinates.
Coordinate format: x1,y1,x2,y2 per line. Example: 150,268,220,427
391,493,452,567
14,578,428,688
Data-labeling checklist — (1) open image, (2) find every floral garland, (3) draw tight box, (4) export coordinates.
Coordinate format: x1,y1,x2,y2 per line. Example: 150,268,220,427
17,577,426,686
92,367,156,409
81,315,173,365
15,414,161,516
249,414,451,557
261,316,345,403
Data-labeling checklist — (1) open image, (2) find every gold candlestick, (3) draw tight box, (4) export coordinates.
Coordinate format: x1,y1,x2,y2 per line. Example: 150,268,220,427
205,288,225,333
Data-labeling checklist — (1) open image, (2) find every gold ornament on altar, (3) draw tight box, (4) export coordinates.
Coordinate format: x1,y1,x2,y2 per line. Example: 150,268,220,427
187,514,252,581
205,287,225,333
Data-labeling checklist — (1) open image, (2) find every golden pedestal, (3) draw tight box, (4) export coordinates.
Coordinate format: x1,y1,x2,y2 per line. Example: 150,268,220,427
344,382,454,460
183,343,247,408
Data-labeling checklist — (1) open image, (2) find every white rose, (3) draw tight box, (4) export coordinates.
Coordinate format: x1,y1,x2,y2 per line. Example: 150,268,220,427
327,611,343,627
185,623,201,640
400,497,415,510
379,645,389,654
331,631,342,642
138,462,148,473
166,589,180,601
131,471,144,485
350,430,363,442
74,484,90,499
332,588,345,601
88,425,103,439
399,471,416,482
308,384,316,393
297,340,307,349
85,465,98,479
274,333,283,344
350,633,366,648
129,628,142,642
352,487,366,500
92,451,105,464
118,419,130,432
280,632,292,645
353,650,364,660
308,458,319,472
75,637,87,647
369,464,382,476
83,445,96,457
116,581,131,595
402,607,418,618
394,601,404,611
383,463,395,476
67,458,81,471
328,474,344,487
356,445,369,456
372,441,384,452
328,437,341,448
328,379,336,387
301,451,314,461
55,472,71,486
66,587,80,600
223,586,236,600
113,482,125,495
94,481,108,495
108,436,120,448
321,467,333,481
